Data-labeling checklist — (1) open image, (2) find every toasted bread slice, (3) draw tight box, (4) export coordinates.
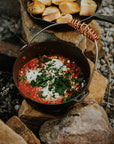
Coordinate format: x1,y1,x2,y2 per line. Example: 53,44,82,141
42,6,61,21
32,0,52,6
56,14,73,23
52,0,76,5
52,0,63,5
80,0,97,16
59,2,80,14
43,12,61,21
27,1,45,14
42,6,59,16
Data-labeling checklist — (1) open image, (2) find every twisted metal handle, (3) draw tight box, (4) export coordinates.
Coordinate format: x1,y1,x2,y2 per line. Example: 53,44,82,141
68,19,99,41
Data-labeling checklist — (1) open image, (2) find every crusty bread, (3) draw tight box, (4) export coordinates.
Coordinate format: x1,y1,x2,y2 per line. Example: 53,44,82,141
59,2,80,15
80,0,97,16
43,12,61,21
56,14,73,23
32,0,52,6
52,0,76,5
42,6,59,16
42,6,61,21
27,1,45,14
52,0,63,5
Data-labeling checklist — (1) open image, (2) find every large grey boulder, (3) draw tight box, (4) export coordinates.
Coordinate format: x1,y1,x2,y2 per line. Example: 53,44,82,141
39,100,113,144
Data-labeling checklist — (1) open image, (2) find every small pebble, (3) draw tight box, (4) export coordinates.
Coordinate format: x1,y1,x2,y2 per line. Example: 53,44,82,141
14,105,20,111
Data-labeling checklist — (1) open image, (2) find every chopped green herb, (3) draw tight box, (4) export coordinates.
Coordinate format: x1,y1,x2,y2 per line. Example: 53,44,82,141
38,55,41,58
27,69,30,73
66,89,71,93
20,75,27,82
71,89,77,97
78,73,83,78
43,57,51,62
62,96,71,102
39,95,46,99
47,63,53,68
70,113,80,116
77,78,83,83
31,80,36,87
38,61,42,65
64,61,66,65
52,94,55,98
65,71,71,78
55,87,64,95
38,91,43,94
26,92,30,95
38,65,42,68
49,84,53,91
40,82,48,87
53,74,71,95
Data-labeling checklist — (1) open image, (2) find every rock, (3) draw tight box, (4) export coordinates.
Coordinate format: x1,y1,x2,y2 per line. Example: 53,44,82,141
39,100,113,144
78,36,87,52
0,119,27,144
86,59,108,104
111,48,114,57
6,116,41,144
100,59,106,65
0,41,20,57
14,104,20,111
18,100,55,131
53,30,83,46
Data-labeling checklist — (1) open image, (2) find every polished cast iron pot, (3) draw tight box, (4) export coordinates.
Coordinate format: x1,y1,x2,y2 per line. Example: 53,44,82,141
13,20,99,115
13,40,90,115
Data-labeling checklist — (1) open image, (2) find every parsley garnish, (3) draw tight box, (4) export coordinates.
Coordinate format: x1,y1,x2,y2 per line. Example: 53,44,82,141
20,75,27,82
38,61,42,65
38,91,43,94
77,78,83,83
70,113,80,116
26,92,30,95
62,96,71,102
39,95,47,99
43,57,51,62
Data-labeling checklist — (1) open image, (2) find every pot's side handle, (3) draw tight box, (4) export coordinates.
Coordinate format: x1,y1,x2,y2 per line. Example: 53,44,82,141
93,14,114,24
73,89,89,102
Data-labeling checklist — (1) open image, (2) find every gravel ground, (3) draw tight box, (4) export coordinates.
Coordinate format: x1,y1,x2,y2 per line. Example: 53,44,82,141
0,0,114,126
96,0,114,127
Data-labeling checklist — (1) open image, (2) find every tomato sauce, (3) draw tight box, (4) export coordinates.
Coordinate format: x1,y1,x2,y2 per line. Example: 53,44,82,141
18,55,85,104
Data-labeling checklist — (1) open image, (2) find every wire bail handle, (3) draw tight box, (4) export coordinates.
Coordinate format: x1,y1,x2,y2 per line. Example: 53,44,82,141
28,20,99,85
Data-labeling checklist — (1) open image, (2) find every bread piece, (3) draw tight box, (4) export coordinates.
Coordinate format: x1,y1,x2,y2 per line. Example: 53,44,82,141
80,0,97,16
56,14,73,23
43,12,61,21
59,2,80,15
52,0,76,5
32,0,52,6
42,6,59,16
42,6,61,21
27,1,45,14
52,0,63,5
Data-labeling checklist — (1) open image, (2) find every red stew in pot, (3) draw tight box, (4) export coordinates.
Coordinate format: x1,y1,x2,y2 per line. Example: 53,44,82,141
18,55,86,104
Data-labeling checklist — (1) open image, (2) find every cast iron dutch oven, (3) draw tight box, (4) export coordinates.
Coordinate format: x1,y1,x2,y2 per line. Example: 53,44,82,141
21,0,114,30
13,40,90,115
